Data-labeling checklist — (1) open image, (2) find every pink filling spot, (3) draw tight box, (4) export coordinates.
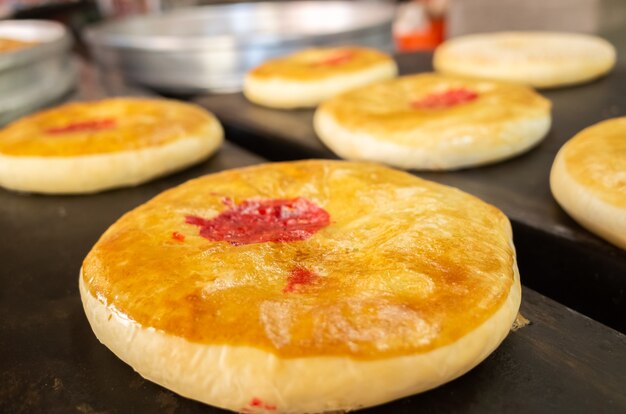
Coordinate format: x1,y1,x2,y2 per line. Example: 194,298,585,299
45,118,117,134
185,197,330,246
283,266,319,293
312,50,355,66
171,231,185,242
410,88,478,109
245,398,276,411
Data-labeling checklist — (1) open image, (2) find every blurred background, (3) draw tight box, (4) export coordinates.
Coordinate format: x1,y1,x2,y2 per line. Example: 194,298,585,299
0,0,624,122
1,0,625,53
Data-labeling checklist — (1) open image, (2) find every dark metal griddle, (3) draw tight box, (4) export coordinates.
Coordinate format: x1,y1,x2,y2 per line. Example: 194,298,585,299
195,52,626,331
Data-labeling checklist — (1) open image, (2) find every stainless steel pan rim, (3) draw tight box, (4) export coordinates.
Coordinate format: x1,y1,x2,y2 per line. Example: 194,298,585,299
86,0,395,93
86,1,395,51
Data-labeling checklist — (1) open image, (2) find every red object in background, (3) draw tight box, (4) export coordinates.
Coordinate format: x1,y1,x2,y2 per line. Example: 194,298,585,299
395,18,445,52
394,0,447,52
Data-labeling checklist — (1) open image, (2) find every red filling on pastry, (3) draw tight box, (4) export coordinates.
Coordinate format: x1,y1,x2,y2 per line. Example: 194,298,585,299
171,231,185,242
283,266,319,293
185,197,330,245
411,88,478,109
45,119,117,134
312,50,355,66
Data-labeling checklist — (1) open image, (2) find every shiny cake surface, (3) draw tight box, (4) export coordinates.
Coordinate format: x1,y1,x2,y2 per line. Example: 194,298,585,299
82,160,515,359
562,117,626,209
0,98,216,157
318,73,550,143
249,47,393,81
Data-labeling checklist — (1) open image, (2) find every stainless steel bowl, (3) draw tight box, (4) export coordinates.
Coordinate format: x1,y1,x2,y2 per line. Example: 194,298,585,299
0,20,74,122
0,60,77,126
86,1,395,93
0,20,71,69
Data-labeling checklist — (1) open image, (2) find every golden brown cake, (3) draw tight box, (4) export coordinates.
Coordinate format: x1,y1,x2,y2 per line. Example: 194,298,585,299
0,98,223,193
243,46,397,108
314,73,551,170
434,32,616,88
550,117,626,249
81,160,521,413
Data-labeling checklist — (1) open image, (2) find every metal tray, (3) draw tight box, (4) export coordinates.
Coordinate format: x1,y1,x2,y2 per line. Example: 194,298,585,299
195,52,626,332
85,1,394,94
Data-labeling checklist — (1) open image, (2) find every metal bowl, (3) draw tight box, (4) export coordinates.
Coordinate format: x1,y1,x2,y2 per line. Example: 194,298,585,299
0,20,72,71
0,20,74,122
86,1,395,93
0,59,77,126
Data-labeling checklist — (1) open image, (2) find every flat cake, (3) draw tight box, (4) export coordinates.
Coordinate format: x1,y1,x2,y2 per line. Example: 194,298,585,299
81,160,521,413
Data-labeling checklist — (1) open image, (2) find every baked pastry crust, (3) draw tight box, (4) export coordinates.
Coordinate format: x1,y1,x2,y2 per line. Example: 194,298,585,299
434,32,616,88
243,47,397,108
0,98,223,193
81,160,521,413
314,73,551,170
550,117,626,249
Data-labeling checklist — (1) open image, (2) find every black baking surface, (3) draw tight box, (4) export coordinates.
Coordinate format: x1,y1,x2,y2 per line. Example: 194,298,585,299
195,52,626,331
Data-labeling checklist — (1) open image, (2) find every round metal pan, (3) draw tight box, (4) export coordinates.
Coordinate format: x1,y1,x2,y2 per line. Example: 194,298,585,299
0,20,74,122
0,59,77,126
86,1,395,93
0,20,72,71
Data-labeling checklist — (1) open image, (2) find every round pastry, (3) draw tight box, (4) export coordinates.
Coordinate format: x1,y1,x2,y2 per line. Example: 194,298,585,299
81,160,521,413
314,73,551,170
0,98,223,194
243,46,398,109
433,32,616,88
550,117,626,250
